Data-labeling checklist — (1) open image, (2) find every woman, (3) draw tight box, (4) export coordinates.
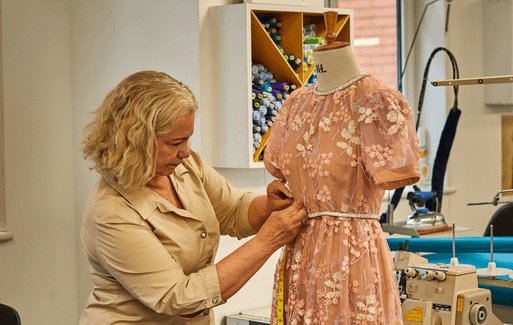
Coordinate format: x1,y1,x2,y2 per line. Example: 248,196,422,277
80,70,307,324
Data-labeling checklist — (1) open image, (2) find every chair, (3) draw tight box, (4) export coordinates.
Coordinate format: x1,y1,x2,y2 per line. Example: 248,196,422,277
0,303,21,325
484,203,513,236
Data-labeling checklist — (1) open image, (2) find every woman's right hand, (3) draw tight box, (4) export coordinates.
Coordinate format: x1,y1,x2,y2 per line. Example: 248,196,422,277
255,201,307,251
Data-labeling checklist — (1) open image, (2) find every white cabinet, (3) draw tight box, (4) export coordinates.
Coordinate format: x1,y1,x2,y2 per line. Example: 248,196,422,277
210,3,353,168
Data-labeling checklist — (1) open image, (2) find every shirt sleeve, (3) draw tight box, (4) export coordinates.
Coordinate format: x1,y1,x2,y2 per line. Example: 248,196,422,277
189,151,259,239
263,89,299,180
92,204,224,317
357,87,420,190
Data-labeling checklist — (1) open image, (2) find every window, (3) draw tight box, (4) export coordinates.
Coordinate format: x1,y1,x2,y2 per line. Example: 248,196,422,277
338,0,400,89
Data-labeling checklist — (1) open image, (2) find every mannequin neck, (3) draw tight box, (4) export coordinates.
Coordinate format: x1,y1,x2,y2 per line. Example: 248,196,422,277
313,46,365,92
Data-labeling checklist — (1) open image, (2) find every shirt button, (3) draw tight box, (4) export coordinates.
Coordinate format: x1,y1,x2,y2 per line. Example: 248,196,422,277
212,298,218,304
206,257,212,263
201,232,207,238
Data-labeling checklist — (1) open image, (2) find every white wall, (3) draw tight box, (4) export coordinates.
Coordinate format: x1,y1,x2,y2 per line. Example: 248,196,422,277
0,0,78,324
445,0,506,237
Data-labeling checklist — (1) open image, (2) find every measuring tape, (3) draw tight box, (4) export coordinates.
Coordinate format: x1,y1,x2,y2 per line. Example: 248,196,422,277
277,248,286,325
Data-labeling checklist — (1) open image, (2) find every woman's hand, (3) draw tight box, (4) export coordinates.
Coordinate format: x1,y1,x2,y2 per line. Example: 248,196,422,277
255,201,307,251
217,201,307,301
266,180,294,213
248,180,294,231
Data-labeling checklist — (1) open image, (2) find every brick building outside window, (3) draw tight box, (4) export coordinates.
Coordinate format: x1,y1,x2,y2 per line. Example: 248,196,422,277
339,0,399,89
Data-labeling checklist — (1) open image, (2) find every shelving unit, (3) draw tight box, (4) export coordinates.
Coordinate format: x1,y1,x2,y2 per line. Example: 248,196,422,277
210,3,353,168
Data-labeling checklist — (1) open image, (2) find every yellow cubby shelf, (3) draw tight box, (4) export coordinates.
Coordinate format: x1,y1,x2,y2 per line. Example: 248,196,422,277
210,3,353,169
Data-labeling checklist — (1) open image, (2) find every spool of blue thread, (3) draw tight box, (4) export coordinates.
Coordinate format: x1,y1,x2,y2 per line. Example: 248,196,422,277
271,33,281,44
253,100,260,109
289,83,296,90
261,124,269,133
253,133,262,143
259,98,270,107
253,141,260,149
253,125,262,133
265,72,273,81
259,84,272,92
258,116,266,125
277,46,284,54
252,111,261,122
266,120,274,127
258,106,268,116
252,65,259,75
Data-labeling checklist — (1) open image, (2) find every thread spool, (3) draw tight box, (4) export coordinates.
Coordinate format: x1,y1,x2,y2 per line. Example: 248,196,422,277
259,84,272,92
258,106,268,116
253,133,262,143
271,83,289,92
271,90,283,99
252,89,263,99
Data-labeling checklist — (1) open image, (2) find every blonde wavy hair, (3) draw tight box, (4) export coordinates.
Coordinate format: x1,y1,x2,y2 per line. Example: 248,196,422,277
82,71,198,189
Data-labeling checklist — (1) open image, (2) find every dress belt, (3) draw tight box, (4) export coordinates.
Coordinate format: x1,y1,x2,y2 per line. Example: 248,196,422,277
307,212,380,220
282,181,379,220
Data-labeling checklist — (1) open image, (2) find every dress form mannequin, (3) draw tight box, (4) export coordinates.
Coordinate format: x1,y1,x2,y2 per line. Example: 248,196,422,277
312,11,366,92
313,45,366,92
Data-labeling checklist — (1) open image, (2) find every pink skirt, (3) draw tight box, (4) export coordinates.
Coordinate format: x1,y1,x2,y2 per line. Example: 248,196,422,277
270,217,404,325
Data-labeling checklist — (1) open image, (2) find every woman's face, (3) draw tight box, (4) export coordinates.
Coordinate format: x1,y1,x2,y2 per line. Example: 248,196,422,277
154,112,195,177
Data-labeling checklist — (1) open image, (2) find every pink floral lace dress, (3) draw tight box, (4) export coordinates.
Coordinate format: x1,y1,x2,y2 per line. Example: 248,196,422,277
264,74,420,325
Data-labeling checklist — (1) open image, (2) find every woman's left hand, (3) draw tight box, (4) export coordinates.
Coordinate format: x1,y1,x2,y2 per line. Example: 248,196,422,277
266,180,294,213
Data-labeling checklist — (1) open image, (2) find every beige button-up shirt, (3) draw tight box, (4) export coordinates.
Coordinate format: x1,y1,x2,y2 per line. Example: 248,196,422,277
79,150,259,324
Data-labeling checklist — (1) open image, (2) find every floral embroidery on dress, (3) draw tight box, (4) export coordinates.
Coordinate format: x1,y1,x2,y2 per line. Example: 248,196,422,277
265,76,419,325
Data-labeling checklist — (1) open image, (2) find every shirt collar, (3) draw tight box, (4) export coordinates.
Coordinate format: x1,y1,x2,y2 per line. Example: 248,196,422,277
104,163,190,220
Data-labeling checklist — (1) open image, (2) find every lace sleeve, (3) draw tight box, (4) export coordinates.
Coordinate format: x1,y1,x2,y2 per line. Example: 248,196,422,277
357,87,420,190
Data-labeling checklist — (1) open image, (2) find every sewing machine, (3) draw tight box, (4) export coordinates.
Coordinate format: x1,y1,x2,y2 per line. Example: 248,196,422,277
395,249,503,325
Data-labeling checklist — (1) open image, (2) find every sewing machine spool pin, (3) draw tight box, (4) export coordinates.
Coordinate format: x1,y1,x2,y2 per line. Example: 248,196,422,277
476,225,513,278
